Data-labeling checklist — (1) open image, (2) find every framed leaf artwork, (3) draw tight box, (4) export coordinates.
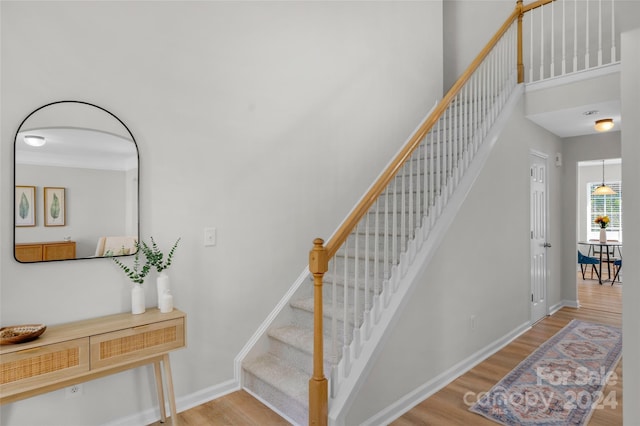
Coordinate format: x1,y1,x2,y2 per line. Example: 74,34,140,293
44,187,66,227
15,186,36,227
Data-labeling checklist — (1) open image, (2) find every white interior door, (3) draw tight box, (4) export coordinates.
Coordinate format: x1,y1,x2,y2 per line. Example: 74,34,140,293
530,152,549,324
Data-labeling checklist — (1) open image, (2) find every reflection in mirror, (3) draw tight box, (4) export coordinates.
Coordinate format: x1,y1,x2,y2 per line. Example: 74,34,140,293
14,101,139,262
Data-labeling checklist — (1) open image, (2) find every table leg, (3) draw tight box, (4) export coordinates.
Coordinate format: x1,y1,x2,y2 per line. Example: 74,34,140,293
599,249,604,284
162,354,179,426
153,360,167,423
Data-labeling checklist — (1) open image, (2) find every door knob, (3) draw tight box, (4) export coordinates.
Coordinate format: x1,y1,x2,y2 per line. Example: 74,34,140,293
543,243,552,248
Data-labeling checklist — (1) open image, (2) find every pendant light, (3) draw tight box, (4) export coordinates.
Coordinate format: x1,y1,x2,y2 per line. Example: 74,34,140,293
592,160,616,195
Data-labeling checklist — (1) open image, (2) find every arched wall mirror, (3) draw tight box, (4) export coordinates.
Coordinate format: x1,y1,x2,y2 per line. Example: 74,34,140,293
14,101,139,262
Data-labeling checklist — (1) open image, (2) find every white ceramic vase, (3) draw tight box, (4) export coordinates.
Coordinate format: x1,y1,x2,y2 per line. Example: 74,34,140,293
157,272,170,308
599,228,607,243
131,284,145,315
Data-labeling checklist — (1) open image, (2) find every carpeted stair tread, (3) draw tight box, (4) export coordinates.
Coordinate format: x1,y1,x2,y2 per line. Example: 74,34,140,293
243,352,308,405
291,297,357,323
269,325,316,354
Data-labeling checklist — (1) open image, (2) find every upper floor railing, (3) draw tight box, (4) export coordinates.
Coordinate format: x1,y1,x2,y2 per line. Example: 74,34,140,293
522,0,619,83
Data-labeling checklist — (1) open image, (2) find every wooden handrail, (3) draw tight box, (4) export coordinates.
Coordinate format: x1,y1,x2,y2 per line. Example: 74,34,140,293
324,5,522,259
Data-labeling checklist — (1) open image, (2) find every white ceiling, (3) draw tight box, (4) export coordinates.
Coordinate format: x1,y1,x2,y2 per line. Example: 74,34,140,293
526,100,622,138
15,127,137,171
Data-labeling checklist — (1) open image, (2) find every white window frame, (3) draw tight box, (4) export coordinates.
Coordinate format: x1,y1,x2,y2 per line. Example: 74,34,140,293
587,181,622,241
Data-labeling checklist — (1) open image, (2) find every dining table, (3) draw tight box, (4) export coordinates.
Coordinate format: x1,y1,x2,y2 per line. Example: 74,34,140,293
578,240,623,284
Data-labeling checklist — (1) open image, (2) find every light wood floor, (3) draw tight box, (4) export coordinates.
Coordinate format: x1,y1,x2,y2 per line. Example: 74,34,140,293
150,274,622,425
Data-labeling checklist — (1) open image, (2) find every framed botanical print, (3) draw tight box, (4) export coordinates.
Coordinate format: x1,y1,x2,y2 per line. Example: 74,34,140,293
44,187,66,226
15,186,36,227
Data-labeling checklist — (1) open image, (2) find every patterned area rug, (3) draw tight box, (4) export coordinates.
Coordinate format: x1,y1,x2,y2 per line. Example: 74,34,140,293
469,320,622,425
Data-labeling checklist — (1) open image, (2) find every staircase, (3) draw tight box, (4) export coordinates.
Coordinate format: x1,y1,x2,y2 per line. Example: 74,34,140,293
239,0,621,423
241,60,522,426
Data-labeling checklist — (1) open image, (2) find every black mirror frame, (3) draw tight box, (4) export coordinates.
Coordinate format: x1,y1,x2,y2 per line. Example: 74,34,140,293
13,100,140,262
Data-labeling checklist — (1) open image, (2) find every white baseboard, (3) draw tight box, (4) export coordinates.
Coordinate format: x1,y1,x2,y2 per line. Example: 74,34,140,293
548,299,579,315
362,321,531,426
102,379,239,426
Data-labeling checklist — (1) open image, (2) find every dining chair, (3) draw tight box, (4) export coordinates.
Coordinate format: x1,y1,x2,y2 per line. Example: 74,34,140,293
578,250,600,281
612,258,622,285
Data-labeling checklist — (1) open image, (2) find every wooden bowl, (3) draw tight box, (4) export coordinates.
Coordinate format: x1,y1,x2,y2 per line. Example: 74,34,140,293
0,324,47,344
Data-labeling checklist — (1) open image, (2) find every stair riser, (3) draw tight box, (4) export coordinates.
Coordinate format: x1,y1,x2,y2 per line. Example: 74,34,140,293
267,335,333,377
243,371,308,426
291,303,362,346
321,277,379,305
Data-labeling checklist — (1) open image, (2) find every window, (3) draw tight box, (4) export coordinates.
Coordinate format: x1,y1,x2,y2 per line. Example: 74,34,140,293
587,181,622,240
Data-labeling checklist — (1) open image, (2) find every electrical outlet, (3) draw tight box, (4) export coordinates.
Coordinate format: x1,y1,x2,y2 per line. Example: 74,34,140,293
65,384,83,398
470,315,477,331
204,227,216,247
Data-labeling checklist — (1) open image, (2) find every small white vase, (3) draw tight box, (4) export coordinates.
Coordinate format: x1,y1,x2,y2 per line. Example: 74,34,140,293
131,284,145,315
159,290,174,313
157,272,170,308
599,228,607,243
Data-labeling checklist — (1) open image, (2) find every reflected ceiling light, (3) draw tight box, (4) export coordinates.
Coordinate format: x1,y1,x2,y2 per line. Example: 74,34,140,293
592,159,617,195
594,118,614,132
23,135,46,147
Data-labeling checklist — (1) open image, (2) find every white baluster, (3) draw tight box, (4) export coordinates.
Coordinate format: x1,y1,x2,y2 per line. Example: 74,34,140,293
540,5,545,80
598,0,603,66
400,164,406,253
342,237,350,376
585,0,590,69
611,0,616,62
373,198,380,321
551,0,555,77
574,0,578,72
409,155,414,239
383,188,389,283
530,9,535,82
392,174,398,267
453,96,458,183
436,118,441,201
363,214,370,339
562,0,567,75
353,225,360,357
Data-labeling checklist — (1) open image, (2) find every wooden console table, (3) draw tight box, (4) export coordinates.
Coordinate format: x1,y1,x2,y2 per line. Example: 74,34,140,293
0,308,186,424
15,241,76,262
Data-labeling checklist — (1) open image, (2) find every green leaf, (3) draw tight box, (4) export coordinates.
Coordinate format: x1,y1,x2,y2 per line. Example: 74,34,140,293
140,237,181,273
19,193,30,219
50,193,60,219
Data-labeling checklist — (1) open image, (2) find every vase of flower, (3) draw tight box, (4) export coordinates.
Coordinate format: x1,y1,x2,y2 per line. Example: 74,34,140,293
111,243,150,315
131,284,145,315
140,237,180,309
594,215,610,243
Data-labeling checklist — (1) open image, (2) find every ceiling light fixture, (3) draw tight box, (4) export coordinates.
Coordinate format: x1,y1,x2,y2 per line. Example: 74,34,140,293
23,135,46,147
592,159,617,195
594,118,614,132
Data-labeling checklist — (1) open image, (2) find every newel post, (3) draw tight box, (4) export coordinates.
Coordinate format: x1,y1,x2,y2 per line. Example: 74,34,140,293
517,0,525,83
309,238,328,426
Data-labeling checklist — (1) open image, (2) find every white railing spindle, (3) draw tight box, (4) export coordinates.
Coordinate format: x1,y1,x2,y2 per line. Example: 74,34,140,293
611,0,616,62
598,0,603,66
585,0,590,69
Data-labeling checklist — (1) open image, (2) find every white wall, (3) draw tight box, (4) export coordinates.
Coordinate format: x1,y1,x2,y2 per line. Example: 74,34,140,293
443,0,515,91
621,26,640,425
0,1,443,425
346,96,565,424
